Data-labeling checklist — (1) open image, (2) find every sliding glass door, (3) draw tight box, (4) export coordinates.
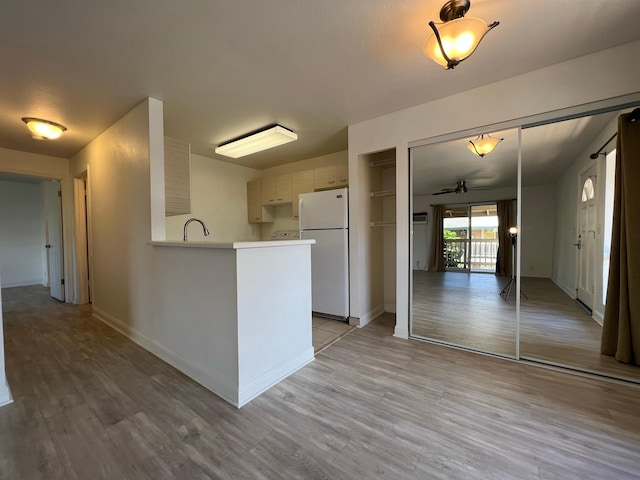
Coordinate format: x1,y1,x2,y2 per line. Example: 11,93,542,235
442,204,499,273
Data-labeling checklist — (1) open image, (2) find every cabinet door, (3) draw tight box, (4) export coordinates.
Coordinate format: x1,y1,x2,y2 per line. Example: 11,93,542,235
292,170,314,219
275,174,292,203
247,179,263,223
164,137,191,216
261,176,276,205
336,164,348,186
313,165,337,190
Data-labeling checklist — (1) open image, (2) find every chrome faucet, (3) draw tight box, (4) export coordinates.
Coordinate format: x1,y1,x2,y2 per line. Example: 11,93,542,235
183,218,210,241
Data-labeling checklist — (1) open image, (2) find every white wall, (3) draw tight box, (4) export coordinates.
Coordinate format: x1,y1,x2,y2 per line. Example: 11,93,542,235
349,40,640,339
349,151,386,326
0,148,73,301
0,180,46,287
165,153,261,242
521,184,556,278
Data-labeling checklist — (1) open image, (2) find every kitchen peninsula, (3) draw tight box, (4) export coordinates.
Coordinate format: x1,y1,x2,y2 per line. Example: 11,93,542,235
142,239,315,407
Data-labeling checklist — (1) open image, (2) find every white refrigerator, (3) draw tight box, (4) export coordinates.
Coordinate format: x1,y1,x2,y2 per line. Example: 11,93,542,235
299,188,349,320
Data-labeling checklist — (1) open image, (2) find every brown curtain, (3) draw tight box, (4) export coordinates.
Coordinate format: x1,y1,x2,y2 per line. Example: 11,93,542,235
601,111,640,365
496,199,513,276
429,205,445,272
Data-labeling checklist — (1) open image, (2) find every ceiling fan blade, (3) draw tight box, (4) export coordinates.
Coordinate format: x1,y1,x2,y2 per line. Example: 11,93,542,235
432,189,455,196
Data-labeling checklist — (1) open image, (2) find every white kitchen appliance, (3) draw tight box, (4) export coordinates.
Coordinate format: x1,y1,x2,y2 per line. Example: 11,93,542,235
299,188,349,320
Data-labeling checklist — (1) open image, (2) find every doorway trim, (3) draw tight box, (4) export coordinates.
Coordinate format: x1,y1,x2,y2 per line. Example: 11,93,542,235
73,170,92,304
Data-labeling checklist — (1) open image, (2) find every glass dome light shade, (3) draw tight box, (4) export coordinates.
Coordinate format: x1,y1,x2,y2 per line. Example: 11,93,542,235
22,117,67,140
424,17,497,69
467,134,503,157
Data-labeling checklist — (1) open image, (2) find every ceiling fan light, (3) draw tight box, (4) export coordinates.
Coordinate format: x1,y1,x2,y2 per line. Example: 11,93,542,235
468,134,503,157
423,1,499,70
22,117,67,140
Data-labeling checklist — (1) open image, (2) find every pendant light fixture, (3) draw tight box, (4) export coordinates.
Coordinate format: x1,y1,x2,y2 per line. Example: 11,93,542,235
467,133,503,157
22,117,67,140
423,0,499,70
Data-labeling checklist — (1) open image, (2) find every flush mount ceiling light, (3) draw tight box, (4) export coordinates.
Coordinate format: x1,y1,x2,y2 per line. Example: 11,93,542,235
22,117,67,140
423,0,499,70
215,124,297,159
468,133,503,157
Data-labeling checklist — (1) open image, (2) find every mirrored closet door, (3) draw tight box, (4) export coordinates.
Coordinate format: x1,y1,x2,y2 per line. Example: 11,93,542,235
409,105,640,384
519,107,640,383
410,128,520,358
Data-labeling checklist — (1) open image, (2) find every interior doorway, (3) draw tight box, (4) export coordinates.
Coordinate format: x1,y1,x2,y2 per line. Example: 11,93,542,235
44,180,65,301
74,173,92,304
576,163,598,311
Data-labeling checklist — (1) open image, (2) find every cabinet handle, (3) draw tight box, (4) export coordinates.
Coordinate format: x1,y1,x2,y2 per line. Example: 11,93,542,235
277,198,282,201
328,181,335,184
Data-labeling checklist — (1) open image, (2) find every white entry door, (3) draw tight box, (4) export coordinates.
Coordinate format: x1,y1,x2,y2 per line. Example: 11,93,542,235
576,165,597,310
45,180,64,302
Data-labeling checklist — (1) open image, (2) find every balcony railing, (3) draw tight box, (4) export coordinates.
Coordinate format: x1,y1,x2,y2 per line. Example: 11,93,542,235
444,238,498,271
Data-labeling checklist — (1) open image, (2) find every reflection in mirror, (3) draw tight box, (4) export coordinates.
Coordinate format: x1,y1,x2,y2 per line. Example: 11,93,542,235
410,128,519,357
520,107,640,383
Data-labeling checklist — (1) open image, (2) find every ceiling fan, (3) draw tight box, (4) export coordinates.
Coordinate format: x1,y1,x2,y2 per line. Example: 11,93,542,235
431,180,480,195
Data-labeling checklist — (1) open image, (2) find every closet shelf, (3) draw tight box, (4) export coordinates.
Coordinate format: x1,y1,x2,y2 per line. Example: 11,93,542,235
370,190,396,198
369,158,396,168
370,221,396,227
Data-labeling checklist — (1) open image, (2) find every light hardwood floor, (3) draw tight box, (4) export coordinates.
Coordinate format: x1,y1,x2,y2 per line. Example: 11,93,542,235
2,286,640,479
412,271,640,382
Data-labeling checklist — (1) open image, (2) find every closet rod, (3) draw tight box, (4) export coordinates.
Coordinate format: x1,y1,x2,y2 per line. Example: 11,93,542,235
589,108,639,159
589,132,616,159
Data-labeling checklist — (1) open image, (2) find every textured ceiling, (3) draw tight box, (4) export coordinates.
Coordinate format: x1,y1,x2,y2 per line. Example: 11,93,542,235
1,1,640,170
411,110,620,196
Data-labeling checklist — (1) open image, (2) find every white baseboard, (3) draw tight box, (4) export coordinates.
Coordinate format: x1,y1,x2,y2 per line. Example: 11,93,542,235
1,279,44,288
350,304,385,328
384,303,396,314
237,347,314,408
593,310,604,326
552,277,576,299
0,382,13,408
92,307,239,407
393,326,409,339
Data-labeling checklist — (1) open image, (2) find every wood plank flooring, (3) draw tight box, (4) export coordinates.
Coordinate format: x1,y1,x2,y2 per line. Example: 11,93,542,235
412,271,640,382
412,271,517,356
2,286,640,479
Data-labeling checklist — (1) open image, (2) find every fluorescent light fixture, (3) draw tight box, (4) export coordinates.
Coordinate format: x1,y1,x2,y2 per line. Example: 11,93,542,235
215,124,297,158
22,117,67,140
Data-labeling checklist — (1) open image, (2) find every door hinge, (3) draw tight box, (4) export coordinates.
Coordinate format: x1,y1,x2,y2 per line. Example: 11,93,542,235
61,279,65,285
58,190,62,197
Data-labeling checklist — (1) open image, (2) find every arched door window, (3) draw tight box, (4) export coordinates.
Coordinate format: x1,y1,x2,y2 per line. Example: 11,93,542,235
581,177,595,202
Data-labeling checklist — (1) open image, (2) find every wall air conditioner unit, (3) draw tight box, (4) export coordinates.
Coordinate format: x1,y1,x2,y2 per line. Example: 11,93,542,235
413,212,428,224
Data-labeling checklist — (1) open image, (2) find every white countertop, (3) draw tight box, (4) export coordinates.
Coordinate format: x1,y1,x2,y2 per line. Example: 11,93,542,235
148,239,315,249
